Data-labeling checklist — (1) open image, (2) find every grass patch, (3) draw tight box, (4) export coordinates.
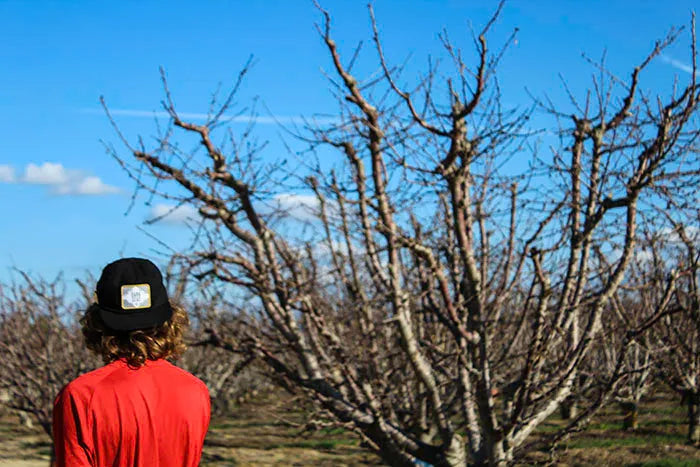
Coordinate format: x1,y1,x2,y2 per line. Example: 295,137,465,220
319,427,348,436
652,405,686,416
587,421,623,431
200,452,238,464
268,438,359,450
627,460,700,467
641,418,683,427
536,420,624,434
564,432,685,449
208,423,236,430
210,420,299,430
20,440,51,449
536,422,564,433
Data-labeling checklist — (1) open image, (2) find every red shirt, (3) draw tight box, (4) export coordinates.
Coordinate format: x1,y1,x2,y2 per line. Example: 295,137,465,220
53,358,210,466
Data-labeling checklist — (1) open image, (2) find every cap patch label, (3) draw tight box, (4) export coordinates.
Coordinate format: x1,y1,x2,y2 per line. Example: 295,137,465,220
121,284,151,310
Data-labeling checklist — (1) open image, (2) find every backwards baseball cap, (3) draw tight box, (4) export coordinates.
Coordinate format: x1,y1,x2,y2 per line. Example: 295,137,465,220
94,258,173,331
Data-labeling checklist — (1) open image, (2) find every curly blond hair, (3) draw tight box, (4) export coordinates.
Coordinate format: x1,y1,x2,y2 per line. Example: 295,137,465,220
81,303,189,367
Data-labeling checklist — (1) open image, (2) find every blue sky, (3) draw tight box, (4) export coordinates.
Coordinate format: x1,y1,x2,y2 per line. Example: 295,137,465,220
0,0,696,287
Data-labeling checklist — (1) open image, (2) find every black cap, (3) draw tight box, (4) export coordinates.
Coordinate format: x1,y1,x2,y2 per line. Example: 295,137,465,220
94,258,172,331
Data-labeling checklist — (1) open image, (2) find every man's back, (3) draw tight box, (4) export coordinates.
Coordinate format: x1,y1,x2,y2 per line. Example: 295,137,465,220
53,358,210,467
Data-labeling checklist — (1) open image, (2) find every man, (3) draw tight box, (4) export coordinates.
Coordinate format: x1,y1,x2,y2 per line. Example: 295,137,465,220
53,258,210,466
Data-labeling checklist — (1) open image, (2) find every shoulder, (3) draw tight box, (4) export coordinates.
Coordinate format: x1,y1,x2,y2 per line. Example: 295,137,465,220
54,362,121,408
157,360,209,395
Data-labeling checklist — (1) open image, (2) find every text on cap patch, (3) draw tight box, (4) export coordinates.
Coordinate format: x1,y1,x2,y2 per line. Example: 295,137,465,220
121,284,151,310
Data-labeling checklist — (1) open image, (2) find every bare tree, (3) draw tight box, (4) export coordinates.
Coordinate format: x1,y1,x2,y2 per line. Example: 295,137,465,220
104,4,700,465
642,219,700,445
0,272,98,437
586,298,656,431
182,338,260,416
174,266,266,416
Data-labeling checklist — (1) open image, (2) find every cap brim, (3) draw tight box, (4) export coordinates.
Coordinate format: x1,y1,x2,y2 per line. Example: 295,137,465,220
97,302,172,332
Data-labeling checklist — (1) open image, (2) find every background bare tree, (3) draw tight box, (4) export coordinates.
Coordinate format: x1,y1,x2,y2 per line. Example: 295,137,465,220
103,4,699,465
642,219,700,445
586,297,657,431
0,272,98,437
171,264,269,416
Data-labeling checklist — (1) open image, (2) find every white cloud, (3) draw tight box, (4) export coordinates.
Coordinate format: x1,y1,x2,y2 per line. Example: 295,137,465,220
23,162,69,185
148,194,331,226
272,193,321,221
55,176,121,195
313,238,350,258
0,165,15,182
148,203,200,225
633,247,654,266
628,226,700,267
0,162,120,196
659,225,700,245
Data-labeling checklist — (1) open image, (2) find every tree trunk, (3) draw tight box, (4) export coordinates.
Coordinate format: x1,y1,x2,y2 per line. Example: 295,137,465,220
619,401,638,431
19,411,33,429
687,391,700,446
442,436,468,467
472,439,511,467
559,397,577,420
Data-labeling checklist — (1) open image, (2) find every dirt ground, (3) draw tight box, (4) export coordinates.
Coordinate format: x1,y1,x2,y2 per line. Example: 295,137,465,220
1,391,699,466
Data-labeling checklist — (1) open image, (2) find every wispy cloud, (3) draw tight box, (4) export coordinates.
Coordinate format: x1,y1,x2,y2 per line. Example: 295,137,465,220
660,55,696,75
0,162,120,195
148,194,330,227
81,108,338,125
271,193,323,221
55,176,121,195
0,165,15,183
630,225,700,267
659,225,700,244
147,203,200,225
